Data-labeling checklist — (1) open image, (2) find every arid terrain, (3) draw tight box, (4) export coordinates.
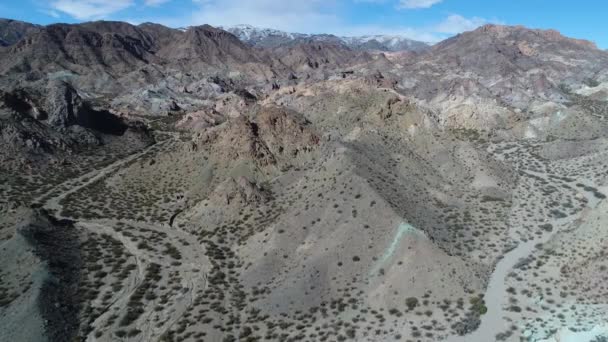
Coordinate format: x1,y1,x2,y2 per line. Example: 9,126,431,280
1,18,608,342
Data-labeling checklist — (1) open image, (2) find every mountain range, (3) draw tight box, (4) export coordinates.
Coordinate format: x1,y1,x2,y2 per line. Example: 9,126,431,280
1,17,608,342
222,24,431,52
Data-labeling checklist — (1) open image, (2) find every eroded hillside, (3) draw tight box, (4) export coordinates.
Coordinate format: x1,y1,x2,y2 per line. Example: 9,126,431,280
1,20,608,342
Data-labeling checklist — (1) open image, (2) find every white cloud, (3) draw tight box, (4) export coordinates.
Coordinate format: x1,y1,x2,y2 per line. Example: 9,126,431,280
331,14,498,43
353,0,389,3
39,8,62,18
50,0,134,20
189,0,341,34
49,0,496,45
434,14,490,34
144,0,171,6
183,0,496,44
187,0,446,42
398,0,442,9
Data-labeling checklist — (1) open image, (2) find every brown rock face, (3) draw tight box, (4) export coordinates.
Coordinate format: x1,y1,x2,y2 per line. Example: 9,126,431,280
256,105,320,158
270,41,370,73
158,25,262,66
198,105,319,167
223,116,277,166
2,24,154,75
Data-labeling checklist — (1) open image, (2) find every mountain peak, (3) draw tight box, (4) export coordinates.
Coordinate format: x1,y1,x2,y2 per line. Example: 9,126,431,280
0,18,39,46
474,24,598,49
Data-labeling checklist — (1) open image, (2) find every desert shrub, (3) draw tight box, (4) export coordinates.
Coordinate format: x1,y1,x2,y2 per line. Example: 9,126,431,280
128,329,142,337
583,78,600,88
405,297,419,310
470,296,487,315
558,83,572,94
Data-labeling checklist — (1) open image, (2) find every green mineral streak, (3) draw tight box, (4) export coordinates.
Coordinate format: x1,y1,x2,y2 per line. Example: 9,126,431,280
370,222,419,276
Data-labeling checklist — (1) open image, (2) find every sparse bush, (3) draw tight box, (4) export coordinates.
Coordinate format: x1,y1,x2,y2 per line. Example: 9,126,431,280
583,78,600,88
405,297,419,310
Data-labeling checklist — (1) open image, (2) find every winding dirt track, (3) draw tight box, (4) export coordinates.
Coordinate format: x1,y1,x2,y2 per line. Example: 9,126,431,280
38,134,211,342
37,134,177,214
78,220,209,342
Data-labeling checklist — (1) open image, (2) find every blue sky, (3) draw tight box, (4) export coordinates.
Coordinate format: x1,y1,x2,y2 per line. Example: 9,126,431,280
1,0,606,47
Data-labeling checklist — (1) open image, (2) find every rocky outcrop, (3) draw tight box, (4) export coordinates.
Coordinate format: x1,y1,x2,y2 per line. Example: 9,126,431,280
197,105,320,167
202,116,276,166
270,41,371,74
177,109,226,131
256,105,320,158
2,81,129,135
211,176,271,206
45,81,85,128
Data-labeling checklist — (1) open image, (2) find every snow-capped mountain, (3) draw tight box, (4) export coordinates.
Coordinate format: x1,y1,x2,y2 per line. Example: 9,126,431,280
340,34,430,52
223,24,430,52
